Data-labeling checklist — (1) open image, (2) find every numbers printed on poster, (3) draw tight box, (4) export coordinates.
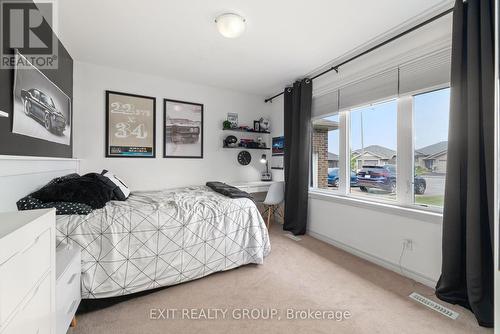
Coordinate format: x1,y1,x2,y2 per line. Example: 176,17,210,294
110,102,151,116
111,101,149,139
115,123,147,139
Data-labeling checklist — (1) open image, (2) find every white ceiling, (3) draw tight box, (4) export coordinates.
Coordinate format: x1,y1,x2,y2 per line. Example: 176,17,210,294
56,0,453,97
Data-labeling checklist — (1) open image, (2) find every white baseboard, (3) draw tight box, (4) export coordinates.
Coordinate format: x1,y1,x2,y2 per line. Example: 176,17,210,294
307,230,438,288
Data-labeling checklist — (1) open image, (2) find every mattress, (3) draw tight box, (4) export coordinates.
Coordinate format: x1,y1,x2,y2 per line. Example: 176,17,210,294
55,186,271,299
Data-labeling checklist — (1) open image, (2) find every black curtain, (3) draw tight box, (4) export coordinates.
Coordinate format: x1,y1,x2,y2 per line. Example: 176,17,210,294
435,0,494,327
283,79,312,235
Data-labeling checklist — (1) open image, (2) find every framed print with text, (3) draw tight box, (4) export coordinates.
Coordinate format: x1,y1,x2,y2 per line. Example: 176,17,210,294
106,91,156,158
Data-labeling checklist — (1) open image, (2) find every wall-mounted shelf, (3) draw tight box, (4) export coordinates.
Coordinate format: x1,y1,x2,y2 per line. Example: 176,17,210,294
222,128,270,134
271,167,284,170
223,146,270,150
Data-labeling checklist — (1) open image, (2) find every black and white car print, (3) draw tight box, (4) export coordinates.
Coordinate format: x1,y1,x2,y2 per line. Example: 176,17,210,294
21,88,67,135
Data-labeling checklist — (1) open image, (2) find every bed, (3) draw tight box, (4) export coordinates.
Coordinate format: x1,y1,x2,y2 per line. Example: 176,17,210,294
55,185,271,299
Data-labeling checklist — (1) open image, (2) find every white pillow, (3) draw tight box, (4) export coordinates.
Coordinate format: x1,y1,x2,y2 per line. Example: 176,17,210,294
102,170,130,200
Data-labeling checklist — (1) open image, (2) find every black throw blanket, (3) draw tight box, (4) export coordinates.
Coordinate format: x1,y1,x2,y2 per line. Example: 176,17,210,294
206,182,253,199
31,173,116,209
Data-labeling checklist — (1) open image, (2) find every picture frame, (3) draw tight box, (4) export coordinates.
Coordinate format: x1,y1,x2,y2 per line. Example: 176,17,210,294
227,112,238,128
164,99,203,159
253,120,260,132
105,90,156,158
12,51,72,145
272,136,285,156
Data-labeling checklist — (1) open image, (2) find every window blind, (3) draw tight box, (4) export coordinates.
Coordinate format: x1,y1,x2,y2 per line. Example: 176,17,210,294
311,47,451,118
398,48,451,95
339,69,399,111
311,89,339,118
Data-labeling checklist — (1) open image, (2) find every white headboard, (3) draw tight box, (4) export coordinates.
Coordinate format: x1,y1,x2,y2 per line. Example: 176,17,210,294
0,156,79,213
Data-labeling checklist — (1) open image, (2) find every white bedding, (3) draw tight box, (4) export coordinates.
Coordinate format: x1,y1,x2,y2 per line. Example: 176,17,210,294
55,186,271,299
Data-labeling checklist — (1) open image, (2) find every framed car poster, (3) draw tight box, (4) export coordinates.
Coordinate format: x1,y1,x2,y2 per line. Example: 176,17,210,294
12,51,72,145
106,91,156,158
164,99,203,158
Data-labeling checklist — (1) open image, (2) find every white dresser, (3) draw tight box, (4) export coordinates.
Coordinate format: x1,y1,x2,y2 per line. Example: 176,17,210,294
56,246,81,334
0,209,56,334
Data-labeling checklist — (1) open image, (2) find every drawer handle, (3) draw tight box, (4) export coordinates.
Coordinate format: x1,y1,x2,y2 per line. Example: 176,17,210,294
0,251,20,267
67,299,78,315
22,235,40,254
67,273,78,285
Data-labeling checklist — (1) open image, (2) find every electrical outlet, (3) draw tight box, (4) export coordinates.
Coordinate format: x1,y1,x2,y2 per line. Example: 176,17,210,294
403,239,413,251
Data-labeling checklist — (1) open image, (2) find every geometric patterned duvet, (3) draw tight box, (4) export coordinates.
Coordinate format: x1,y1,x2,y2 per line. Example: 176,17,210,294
55,186,271,299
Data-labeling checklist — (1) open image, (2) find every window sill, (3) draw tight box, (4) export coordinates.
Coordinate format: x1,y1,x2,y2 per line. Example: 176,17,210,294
308,189,443,224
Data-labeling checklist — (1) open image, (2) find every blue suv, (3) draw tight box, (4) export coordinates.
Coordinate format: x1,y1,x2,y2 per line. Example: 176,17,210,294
327,168,358,188
356,164,426,194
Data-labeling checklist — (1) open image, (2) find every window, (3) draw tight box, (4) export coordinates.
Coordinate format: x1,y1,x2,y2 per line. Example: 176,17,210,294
308,49,451,212
413,88,450,208
311,114,340,190
349,100,397,201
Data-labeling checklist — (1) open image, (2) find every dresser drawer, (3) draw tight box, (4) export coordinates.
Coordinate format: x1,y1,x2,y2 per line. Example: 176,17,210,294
56,250,81,334
0,228,51,323
2,273,52,334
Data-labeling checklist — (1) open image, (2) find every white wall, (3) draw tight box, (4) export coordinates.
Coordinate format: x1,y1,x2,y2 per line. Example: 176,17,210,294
308,195,442,286
269,95,284,182
263,16,451,287
73,61,272,190
0,157,79,212
271,95,442,287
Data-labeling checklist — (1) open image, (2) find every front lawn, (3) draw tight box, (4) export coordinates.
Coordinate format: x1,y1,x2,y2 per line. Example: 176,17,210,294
415,195,444,207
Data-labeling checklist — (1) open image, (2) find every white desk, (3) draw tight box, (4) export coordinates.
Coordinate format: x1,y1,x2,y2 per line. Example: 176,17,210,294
230,181,278,193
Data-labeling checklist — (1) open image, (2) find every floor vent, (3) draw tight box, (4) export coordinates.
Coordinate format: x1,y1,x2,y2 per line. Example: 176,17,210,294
409,292,459,320
284,234,301,241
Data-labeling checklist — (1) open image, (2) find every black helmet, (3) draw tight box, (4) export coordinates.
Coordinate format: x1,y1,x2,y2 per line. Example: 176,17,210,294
224,135,238,147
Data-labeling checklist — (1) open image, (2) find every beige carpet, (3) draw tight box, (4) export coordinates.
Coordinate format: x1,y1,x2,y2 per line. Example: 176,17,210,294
70,223,492,334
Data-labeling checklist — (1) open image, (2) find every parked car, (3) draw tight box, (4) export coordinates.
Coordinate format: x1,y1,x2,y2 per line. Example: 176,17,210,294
356,164,426,194
21,88,66,135
327,168,358,188
165,118,200,143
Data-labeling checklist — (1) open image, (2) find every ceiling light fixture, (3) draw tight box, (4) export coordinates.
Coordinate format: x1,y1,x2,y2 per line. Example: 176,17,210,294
215,13,246,38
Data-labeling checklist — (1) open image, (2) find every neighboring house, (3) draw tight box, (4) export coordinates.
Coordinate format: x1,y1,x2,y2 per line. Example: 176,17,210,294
351,145,396,170
415,141,448,173
328,152,339,168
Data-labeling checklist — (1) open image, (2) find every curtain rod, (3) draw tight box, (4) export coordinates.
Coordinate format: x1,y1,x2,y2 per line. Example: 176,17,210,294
264,7,454,103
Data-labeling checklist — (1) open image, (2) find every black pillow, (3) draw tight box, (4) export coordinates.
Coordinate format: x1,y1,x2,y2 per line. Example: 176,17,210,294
31,173,115,209
17,196,93,215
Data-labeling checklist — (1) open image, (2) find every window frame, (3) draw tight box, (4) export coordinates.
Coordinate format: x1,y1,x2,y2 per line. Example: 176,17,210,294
310,112,342,193
347,98,398,202
309,86,450,215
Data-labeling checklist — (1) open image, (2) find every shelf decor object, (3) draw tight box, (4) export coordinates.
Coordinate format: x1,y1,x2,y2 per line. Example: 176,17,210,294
226,113,238,128
223,146,270,150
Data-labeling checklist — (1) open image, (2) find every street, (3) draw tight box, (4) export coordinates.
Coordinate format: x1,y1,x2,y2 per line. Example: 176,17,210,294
328,173,446,207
